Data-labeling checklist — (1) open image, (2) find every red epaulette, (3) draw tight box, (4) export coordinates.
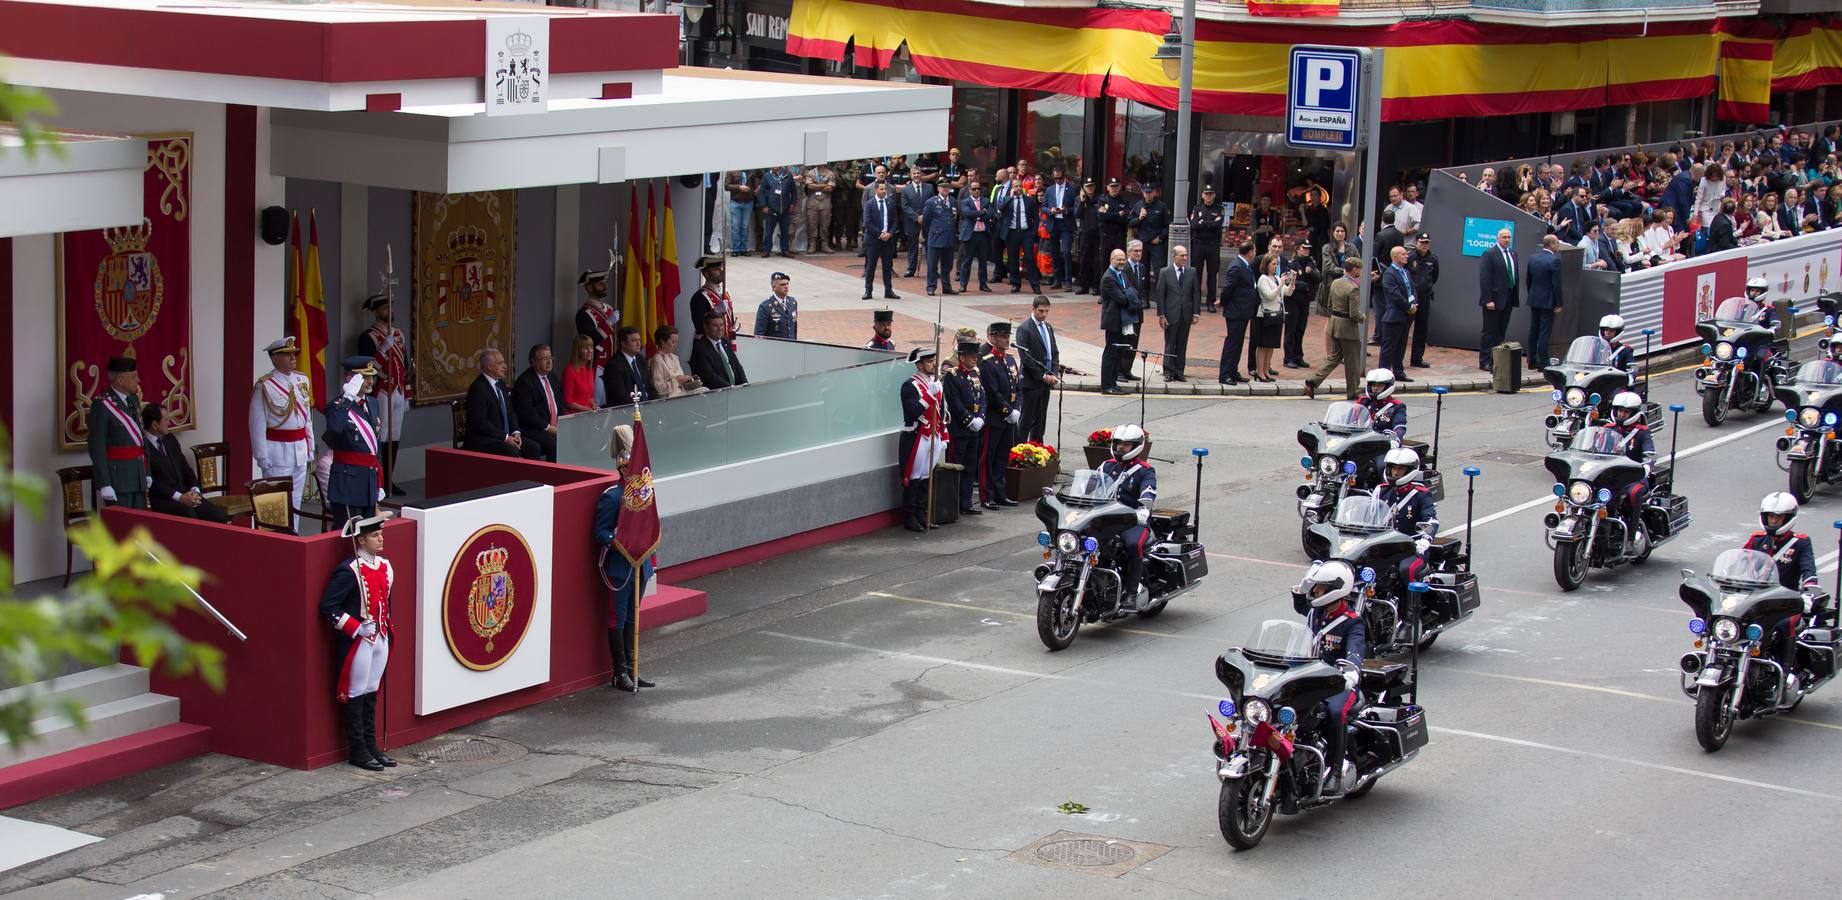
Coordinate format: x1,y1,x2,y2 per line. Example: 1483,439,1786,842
1795,533,1810,541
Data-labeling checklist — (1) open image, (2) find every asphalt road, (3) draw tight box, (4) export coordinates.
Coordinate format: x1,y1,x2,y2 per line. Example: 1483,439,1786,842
11,346,1840,899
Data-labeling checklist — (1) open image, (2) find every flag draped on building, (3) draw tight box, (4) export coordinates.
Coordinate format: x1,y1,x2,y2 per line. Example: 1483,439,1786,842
290,211,330,407
658,182,680,337
1245,0,1338,16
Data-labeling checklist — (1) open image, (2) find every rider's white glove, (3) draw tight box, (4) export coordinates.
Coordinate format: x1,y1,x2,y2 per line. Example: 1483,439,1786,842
969,416,984,432
1135,507,1150,525
1007,409,1021,426
1414,537,1431,555
1343,669,1360,691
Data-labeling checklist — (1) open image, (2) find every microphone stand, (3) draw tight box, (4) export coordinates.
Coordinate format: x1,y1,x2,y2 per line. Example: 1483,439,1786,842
1013,339,1062,453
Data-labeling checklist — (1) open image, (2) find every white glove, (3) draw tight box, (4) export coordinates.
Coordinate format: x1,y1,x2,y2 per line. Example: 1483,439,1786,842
377,486,387,503
1343,669,1360,691
342,374,365,400
970,417,985,432
1007,409,1021,425
145,475,154,489
1414,537,1431,555
359,621,378,638
100,485,118,503
1135,507,1150,525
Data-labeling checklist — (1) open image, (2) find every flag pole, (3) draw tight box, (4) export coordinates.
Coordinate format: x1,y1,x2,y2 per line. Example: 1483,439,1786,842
629,402,642,686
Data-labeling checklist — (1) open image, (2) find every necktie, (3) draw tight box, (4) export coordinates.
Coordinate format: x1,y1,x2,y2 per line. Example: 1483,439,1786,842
539,373,557,425
716,341,735,383
495,382,512,435
633,357,645,396
1015,198,1025,229
1504,249,1515,287
880,199,888,232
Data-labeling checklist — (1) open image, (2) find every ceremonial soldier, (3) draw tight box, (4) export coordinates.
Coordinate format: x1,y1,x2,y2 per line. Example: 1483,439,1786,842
867,309,896,351
898,347,948,533
1096,177,1130,262
324,356,384,524
941,338,986,517
319,513,395,771
595,423,656,693
978,322,1021,509
355,293,410,496
249,337,314,523
686,256,736,348
89,356,149,509
574,269,617,374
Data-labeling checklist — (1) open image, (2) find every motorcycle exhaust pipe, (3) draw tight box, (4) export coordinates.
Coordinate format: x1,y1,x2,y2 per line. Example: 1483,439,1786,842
1679,651,1705,676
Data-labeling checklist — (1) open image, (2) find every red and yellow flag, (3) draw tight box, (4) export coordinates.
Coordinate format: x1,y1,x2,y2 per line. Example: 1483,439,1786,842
657,181,680,337
615,412,663,567
620,187,647,378
302,212,330,407
1246,0,1338,16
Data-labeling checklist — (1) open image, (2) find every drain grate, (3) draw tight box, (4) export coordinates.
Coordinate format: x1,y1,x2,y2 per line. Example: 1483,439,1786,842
1008,830,1171,877
1036,838,1136,867
405,734,527,768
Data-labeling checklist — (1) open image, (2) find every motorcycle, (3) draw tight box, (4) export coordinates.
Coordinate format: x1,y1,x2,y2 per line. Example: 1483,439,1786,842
1032,449,1210,651
1695,296,1792,427
1543,406,1694,591
1297,390,1446,558
1542,334,1662,449
1677,546,1840,752
1207,593,1430,850
1774,359,1842,502
1300,473,1483,654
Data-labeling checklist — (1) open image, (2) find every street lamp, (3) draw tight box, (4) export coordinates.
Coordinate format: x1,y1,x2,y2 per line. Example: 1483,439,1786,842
1153,25,1182,81
673,0,709,66
678,0,709,24
1151,9,1197,237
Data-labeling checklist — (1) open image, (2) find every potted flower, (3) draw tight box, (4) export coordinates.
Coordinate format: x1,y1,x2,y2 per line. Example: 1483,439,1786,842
1006,441,1060,500
1084,427,1150,468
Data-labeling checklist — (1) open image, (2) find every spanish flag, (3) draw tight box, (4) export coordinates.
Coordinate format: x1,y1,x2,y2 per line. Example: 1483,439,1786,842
1246,0,1338,16
657,182,680,338
292,211,330,407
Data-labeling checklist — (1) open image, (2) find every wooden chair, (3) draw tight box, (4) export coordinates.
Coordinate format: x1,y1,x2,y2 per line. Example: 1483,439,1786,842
245,477,297,535
192,441,253,520
450,400,467,449
295,471,337,534
55,465,94,586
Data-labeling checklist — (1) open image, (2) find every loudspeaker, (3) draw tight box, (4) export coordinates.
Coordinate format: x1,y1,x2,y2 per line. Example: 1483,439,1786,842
259,206,289,246
678,173,701,189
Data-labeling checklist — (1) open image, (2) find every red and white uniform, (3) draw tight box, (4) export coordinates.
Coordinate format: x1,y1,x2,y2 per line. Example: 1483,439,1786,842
580,300,617,369
331,554,393,702
365,321,412,441
902,374,948,482
248,368,314,520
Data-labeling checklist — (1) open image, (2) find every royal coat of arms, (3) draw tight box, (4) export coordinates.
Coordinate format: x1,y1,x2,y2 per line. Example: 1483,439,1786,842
442,523,536,671
466,544,515,653
413,191,516,403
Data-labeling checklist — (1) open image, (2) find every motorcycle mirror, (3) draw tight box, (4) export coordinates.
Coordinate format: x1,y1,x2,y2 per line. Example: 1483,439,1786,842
1679,568,1694,579
1550,357,1560,367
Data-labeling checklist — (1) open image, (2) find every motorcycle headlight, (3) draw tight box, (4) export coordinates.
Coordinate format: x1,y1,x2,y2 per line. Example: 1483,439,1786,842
1318,456,1339,475
1056,531,1080,554
1563,387,1586,408
1243,698,1272,725
1801,407,1822,428
1712,618,1740,643
1568,481,1594,505
1714,342,1735,361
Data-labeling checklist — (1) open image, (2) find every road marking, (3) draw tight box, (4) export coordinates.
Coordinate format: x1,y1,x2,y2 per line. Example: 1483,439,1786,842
860,591,1209,642
1442,666,1842,734
1204,552,1298,569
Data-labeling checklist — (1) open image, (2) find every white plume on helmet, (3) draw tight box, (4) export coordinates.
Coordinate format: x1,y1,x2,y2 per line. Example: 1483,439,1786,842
1365,368,1395,401
1760,492,1799,536
1300,560,1357,608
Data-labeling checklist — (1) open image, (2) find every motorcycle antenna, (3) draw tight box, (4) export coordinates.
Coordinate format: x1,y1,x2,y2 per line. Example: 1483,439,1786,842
1137,348,1150,429
1640,327,1655,399
1431,386,1447,467
1462,466,1481,574
1406,580,1428,706
1833,520,1841,602
1668,403,1686,475
1191,447,1209,540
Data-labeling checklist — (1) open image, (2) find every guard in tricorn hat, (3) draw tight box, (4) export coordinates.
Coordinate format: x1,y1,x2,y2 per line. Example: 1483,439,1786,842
324,355,383,524
898,347,946,533
867,309,896,351
941,338,986,517
89,355,148,509
357,292,411,496
319,514,395,770
574,268,617,373
687,255,735,348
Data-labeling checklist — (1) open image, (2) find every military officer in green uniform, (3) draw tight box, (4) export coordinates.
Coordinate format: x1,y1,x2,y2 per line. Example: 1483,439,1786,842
88,356,150,509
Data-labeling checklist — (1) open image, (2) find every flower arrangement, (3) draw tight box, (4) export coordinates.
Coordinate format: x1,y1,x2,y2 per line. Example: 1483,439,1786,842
1086,427,1149,448
1009,442,1059,469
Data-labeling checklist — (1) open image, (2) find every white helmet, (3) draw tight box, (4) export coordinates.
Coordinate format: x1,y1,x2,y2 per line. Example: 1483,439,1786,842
1760,492,1799,536
1611,390,1643,426
1598,314,1625,339
1383,446,1422,486
1746,276,1768,298
1365,368,1396,401
1110,423,1147,462
1299,560,1357,609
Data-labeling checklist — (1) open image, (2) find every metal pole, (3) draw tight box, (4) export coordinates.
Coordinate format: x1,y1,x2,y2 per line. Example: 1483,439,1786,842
1407,579,1426,705
1192,447,1209,537
1354,50,1385,345
1173,0,1196,225
136,542,248,642
1462,466,1480,574
1431,385,1446,463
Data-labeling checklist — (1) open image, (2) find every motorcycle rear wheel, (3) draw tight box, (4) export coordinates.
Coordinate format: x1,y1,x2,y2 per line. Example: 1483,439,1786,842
1219,775,1273,851
1036,589,1080,652
1553,540,1587,592
1701,389,1728,427
1695,685,1734,752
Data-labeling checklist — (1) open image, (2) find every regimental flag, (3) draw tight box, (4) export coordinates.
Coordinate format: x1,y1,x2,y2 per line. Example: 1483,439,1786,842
657,181,680,340
1246,0,1339,16
620,187,647,371
300,212,331,407
614,412,663,566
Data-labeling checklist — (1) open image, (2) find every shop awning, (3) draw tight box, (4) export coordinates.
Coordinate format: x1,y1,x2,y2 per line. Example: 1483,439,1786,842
0,127,144,238
270,69,948,193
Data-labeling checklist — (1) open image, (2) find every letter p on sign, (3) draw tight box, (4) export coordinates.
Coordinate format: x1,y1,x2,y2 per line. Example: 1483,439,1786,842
1305,60,1344,107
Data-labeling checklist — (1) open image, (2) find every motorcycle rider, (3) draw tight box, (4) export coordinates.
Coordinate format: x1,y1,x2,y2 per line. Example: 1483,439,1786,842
1357,368,1408,443
1743,493,1824,693
1290,560,1367,796
1605,391,1656,518
1099,423,1158,613
1373,446,1438,591
1599,314,1635,373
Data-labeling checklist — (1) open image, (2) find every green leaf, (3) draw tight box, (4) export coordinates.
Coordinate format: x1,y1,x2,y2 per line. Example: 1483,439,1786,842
1056,801,1089,815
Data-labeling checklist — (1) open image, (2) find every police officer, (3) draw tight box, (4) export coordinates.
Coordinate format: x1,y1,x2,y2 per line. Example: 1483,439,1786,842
1357,369,1409,442
1096,177,1129,264
867,309,896,351
89,356,149,509
1074,178,1102,295
319,514,395,770
595,423,657,693
1132,183,1172,272
1291,560,1367,796
324,356,385,524
1097,423,1157,612
1599,314,1635,373
941,338,986,517
1190,185,1226,312
978,322,1021,509
1606,391,1656,516
1374,446,1439,591
1406,233,1439,369
1744,492,1823,692
899,348,948,532
753,272,799,340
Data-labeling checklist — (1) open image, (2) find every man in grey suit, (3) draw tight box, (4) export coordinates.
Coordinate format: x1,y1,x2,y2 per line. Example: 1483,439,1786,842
1156,244,1201,381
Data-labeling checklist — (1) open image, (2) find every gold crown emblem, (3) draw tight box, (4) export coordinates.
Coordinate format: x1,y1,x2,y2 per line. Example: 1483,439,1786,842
505,29,534,57
475,545,509,575
448,225,487,254
104,218,153,254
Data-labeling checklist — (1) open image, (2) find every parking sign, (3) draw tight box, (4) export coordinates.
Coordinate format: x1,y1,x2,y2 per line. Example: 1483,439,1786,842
1287,46,1365,150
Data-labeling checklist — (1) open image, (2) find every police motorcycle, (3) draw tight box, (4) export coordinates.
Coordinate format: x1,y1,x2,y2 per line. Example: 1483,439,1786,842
1032,442,1209,651
1205,570,1429,851
1542,335,1661,449
1678,543,1839,752
1543,406,1693,591
1696,289,1792,427
1774,359,1842,502
1296,377,1447,558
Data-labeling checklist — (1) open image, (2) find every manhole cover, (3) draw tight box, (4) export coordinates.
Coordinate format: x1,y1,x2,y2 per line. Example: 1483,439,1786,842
1469,448,1546,465
1035,839,1136,867
405,734,527,768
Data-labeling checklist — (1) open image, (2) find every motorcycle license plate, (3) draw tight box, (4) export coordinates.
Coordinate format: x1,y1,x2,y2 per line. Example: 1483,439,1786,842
1697,668,1724,687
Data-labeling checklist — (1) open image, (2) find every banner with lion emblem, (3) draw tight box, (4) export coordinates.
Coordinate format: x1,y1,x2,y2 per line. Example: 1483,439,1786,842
412,191,517,403
58,135,194,448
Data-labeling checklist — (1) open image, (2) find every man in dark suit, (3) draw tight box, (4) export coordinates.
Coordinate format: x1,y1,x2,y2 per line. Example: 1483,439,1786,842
899,176,929,277
1477,228,1520,370
1042,166,1077,289
1371,209,1405,344
1555,188,1596,244
464,348,543,459
1014,295,1060,443
1660,164,1699,252
999,176,1041,294
1378,246,1419,381
1098,249,1141,395
861,182,900,300
1405,233,1439,367
1156,244,1201,381
512,343,563,462
1218,241,1258,384
140,404,230,523
690,313,749,389
956,171,994,292
1525,234,1565,372
1706,198,1739,253
602,326,656,408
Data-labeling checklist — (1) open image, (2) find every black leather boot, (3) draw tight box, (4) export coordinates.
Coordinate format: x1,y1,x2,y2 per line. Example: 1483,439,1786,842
362,694,395,767
903,481,927,532
346,700,382,770
609,628,636,692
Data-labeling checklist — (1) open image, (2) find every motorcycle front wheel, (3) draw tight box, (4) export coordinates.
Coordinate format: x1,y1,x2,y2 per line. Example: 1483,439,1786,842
1701,388,1728,427
1695,685,1734,752
1036,588,1080,651
1553,539,1587,592
1219,773,1273,851
1791,458,1816,504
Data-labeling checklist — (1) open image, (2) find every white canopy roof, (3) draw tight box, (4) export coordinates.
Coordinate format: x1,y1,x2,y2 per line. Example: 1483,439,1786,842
0,126,144,238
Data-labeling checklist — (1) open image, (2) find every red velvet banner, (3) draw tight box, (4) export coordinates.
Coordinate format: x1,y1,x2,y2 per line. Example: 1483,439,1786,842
59,135,194,448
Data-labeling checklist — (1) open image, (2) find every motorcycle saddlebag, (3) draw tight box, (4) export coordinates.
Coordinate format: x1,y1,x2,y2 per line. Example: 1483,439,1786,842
1651,494,1692,537
1424,570,1481,618
1149,508,1192,541
1356,705,1429,762
1149,541,1208,586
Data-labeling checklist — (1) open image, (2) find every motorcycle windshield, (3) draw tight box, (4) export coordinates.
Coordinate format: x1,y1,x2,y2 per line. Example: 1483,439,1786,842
1710,548,1778,590
1570,426,1624,456
1332,496,1392,533
1563,336,1613,366
1795,360,1842,386
1059,469,1119,501
1711,297,1762,323
1244,619,1316,662
1320,401,1375,434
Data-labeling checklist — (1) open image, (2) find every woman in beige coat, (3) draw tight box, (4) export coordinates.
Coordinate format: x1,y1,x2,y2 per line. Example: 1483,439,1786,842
648,324,706,399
